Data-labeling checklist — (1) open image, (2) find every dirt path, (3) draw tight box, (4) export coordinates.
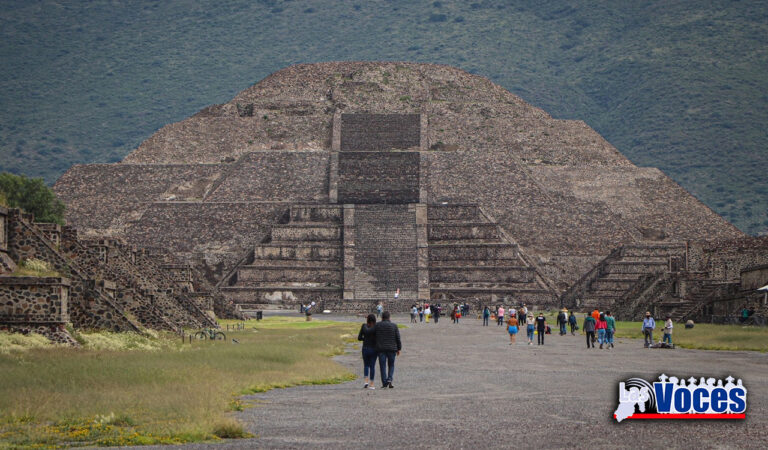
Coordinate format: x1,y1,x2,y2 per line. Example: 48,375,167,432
169,315,768,448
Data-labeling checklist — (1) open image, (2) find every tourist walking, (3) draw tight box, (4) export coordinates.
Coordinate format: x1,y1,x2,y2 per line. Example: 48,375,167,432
605,311,616,348
557,309,568,335
410,305,418,323
418,306,424,322
583,313,596,348
535,312,546,345
518,304,527,328
596,313,608,349
568,311,578,335
642,311,656,348
497,306,505,326
357,314,378,389
526,313,535,345
482,306,490,326
433,304,441,323
507,314,519,345
376,302,383,319
425,304,431,323
663,315,673,345
374,311,402,388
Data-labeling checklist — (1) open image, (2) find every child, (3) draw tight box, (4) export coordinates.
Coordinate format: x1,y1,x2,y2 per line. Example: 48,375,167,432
663,316,673,345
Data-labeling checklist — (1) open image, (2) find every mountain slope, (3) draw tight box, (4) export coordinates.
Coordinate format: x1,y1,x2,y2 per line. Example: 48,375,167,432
1,0,766,233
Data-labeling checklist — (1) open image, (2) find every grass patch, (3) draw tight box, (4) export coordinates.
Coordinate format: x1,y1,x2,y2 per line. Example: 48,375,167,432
10,258,60,278
613,320,768,352
0,317,358,447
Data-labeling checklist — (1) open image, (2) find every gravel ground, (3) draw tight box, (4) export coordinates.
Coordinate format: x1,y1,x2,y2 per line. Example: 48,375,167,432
145,314,768,449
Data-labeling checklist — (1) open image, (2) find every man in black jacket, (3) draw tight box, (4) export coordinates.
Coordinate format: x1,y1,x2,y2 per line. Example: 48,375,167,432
375,311,402,388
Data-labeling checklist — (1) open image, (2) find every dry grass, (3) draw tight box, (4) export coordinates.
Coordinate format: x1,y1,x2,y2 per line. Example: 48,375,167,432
0,317,358,447
9,258,60,278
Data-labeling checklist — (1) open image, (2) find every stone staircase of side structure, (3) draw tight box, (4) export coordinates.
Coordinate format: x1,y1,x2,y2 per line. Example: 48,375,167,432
427,204,555,308
562,243,687,311
219,205,343,310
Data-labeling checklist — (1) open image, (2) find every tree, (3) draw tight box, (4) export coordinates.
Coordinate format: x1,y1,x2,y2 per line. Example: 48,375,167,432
0,172,66,224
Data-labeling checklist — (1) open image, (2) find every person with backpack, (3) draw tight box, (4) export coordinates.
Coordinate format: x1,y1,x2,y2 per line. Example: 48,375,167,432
568,311,578,335
535,312,547,345
605,311,616,348
583,313,596,349
482,306,491,326
596,313,608,349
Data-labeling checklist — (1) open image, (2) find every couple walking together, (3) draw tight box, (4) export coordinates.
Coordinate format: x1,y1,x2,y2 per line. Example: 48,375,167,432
357,311,402,389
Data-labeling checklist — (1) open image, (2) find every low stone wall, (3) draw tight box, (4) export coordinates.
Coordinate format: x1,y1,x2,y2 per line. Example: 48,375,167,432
0,277,70,324
428,224,500,241
271,225,341,242
429,243,518,261
430,267,535,284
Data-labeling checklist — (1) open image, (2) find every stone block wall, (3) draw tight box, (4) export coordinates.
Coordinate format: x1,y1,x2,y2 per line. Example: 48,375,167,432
205,152,330,202
340,114,421,151
338,152,420,204
54,164,224,235
0,277,70,324
351,205,419,301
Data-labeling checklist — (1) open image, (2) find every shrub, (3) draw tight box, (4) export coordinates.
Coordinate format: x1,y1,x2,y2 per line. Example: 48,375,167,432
0,172,66,224
212,420,250,439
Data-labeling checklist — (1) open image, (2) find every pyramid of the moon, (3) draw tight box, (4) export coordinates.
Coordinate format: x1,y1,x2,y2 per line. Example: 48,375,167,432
54,62,743,311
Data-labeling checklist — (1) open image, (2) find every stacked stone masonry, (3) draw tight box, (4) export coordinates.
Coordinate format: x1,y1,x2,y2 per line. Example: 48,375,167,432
51,62,747,315
1,208,218,344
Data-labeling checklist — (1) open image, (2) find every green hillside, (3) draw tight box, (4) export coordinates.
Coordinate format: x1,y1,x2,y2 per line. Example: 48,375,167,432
1,0,766,234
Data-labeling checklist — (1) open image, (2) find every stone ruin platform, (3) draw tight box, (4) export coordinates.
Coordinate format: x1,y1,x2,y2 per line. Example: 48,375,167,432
52,62,743,313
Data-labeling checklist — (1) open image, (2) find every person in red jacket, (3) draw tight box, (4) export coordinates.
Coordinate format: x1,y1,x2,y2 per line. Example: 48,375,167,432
596,313,608,349
591,309,600,345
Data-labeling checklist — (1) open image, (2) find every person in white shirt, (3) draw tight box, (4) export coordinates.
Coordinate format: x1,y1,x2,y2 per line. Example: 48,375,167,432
663,316,673,345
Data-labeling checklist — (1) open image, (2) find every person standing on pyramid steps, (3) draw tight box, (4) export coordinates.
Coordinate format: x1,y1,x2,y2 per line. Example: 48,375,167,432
535,312,547,345
374,311,401,388
357,314,378,390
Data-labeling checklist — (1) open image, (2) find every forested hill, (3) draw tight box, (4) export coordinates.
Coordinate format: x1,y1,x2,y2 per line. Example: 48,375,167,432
1,0,766,234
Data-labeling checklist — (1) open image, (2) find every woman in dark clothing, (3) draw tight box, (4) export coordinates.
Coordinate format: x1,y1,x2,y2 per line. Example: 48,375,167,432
357,314,378,389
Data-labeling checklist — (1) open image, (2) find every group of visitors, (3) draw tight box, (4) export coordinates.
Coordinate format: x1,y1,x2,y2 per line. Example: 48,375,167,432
406,303,443,324
582,309,616,349
357,311,402,389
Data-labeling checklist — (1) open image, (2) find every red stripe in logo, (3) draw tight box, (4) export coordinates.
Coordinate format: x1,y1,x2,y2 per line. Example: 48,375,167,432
614,413,746,420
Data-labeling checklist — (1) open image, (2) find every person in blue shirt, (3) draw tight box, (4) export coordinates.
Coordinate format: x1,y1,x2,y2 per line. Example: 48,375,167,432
642,311,656,348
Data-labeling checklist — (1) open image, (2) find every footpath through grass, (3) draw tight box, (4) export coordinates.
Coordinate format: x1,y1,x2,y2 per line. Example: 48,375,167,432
0,317,357,448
